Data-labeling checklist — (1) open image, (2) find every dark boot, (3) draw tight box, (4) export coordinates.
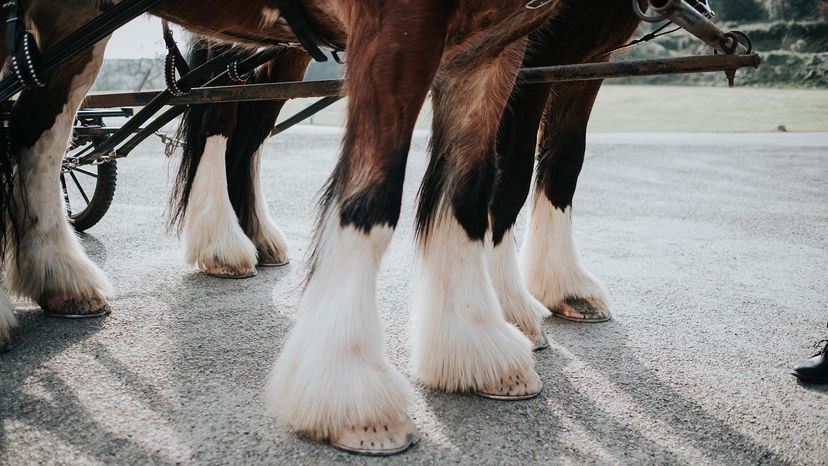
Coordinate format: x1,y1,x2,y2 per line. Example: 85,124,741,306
792,338,828,385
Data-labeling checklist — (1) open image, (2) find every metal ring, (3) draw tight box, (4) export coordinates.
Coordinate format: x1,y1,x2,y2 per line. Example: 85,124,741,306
632,0,670,22
727,30,753,54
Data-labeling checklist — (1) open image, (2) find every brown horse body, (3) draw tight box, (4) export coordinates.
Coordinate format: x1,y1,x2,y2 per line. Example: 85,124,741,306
0,0,643,455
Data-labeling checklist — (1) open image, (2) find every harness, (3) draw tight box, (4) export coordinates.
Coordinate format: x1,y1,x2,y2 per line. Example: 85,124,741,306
271,0,343,63
159,0,345,93
5,0,45,89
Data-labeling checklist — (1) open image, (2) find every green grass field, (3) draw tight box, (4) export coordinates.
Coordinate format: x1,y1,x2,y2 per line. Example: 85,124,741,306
278,85,828,133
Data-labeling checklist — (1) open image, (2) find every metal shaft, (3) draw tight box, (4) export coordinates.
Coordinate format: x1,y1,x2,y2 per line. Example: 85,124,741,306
519,53,759,84
647,0,748,55
83,53,760,109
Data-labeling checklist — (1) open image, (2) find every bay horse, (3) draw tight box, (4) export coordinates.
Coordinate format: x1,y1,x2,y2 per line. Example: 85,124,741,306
0,0,644,455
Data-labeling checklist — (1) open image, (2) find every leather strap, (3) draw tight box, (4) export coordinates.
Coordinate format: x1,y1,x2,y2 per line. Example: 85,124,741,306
5,0,45,88
162,21,192,95
4,0,21,58
271,0,341,62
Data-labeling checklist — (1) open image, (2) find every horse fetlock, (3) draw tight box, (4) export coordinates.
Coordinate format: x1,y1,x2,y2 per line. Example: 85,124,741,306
520,201,611,322
251,224,289,267
266,332,413,442
185,226,258,278
490,230,550,350
499,295,549,351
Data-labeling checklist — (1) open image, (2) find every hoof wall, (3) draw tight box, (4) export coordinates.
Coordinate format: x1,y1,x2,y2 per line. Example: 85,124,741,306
44,309,110,319
551,296,611,323
204,266,257,279
531,332,550,351
257,259,289,268
331,416,419,456
478,368,543,401
41,292,111,319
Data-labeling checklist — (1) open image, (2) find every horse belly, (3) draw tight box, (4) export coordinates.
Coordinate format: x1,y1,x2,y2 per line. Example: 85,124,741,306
150,0,344,48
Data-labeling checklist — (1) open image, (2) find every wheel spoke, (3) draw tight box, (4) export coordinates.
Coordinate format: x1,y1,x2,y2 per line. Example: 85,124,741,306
73,167,98,178
69,171,91,205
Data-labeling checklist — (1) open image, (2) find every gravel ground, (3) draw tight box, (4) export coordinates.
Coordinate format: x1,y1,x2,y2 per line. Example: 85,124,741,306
1,128,826,465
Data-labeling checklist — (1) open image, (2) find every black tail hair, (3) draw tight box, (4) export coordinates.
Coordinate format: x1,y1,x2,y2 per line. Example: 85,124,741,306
0,7,15,259
0,101,16,260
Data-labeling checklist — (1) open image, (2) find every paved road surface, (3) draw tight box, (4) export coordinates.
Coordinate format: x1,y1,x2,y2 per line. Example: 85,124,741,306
1,129,826,465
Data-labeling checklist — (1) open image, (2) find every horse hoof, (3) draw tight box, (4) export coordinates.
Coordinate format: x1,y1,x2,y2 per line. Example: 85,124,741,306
551,296,611,323
331,416,420,456
530,331,550,351
257,259,289,268
204,265,257,279
478,367,542,400
41,291,111,318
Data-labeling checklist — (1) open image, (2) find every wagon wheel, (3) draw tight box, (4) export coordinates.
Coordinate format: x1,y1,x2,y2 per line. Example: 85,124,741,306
61,150,118,232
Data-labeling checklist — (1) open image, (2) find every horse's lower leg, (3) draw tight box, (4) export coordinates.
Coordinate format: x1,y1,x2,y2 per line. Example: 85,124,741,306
266,5,447,454
227,49,310,266
520,80,610,322
0,285,14,346
182,105,258,278
488,73,555,351
242,146,289,266
6,40,112,315
413,43,539,399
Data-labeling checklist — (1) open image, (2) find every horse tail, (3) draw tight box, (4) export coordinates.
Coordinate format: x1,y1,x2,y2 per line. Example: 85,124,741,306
0,5,14,257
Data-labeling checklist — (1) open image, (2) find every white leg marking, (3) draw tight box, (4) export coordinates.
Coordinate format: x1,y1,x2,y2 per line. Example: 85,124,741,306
0,285,15,346
519,196,610,320
248,148,289,265
6,41,112,313
266,211,412,440
489,229,550,350
413,212,538,395
182,135,257,276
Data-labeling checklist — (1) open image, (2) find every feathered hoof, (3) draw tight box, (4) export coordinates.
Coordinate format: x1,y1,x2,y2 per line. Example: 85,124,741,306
477,367,542,401
204,264,257,279
331,415,420,456
256,245,289,268
40,290,111,318
550,296,611,323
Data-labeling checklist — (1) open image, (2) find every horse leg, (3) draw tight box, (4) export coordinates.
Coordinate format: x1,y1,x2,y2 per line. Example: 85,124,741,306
179,99,260,278
0,285,14,346
412,42,540,399
226,49,310,267
488,74,553,351
512,0,641,323
6,7,112,315
265,4,448,454
520,79,610,322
